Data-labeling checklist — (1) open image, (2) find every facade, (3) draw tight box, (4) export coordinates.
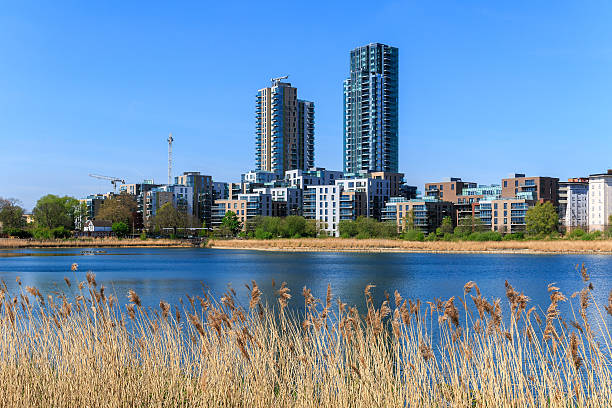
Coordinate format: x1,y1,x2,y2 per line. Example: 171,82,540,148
501,173,559,205
175,172,213,225
285,168,344,189
335,177,390,220
212,193,273,230
558,179,589,231
80,194,107,220
381,198,454,233
343,43,399,173
255,78,315,175
425,178,477,203
370,172,404,197
253,186,303,216
119,180,160,216
478,198,531,233
241,170,278,185
145,185,193,220
303,185,341,237
588,170,612,231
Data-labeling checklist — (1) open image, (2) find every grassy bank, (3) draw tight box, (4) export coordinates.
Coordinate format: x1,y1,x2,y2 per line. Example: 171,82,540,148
207,237,612,254
0,237,193,248
1,266,610,406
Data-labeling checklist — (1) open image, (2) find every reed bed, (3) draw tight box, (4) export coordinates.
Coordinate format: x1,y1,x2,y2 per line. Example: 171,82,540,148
208,237,612,254
1,264,612,407
0,237,191,248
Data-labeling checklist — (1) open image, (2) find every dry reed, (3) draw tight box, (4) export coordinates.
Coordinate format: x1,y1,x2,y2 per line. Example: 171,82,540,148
0,237,192,249
207,237,612,254
0,266,611,407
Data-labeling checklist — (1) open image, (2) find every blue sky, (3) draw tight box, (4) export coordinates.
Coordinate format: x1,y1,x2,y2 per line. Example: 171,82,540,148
1,1,611,209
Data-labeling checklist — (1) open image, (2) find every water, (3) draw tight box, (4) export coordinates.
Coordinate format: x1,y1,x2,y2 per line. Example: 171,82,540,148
1,247,611,321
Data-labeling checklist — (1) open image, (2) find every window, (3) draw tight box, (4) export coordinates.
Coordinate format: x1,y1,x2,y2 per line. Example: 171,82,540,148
451,184,454,190
504,181,507,187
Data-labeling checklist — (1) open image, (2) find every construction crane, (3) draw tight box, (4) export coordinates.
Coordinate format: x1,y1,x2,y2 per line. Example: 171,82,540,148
167,132,174,185
270,75,289,86
89,174,126,193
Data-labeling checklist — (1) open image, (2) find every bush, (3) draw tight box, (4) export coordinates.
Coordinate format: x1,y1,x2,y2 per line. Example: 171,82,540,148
5,228,32,239
52,226,72,239
254,228,273,240
502,232,524,241
338,217,398,239
567,228,586,239
466,231,502,241
582,231,603,241
32,227,53,240
401,229,424,241
140,231,147,240
112,222,129,238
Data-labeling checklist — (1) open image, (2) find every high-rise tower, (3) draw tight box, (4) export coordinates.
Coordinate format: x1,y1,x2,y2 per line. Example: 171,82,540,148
255,77,315,175
343,43,398,174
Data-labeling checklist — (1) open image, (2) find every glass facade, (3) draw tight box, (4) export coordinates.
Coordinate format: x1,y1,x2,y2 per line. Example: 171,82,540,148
343,43,398,173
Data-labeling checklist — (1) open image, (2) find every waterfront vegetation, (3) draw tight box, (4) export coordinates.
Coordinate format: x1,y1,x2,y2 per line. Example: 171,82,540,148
1,264,611,406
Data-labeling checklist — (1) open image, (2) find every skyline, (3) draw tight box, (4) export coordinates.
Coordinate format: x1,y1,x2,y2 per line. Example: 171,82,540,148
2,1,612,209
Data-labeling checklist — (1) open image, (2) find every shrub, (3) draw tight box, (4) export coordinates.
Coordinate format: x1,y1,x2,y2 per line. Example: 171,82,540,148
112,222,129,238
567,228,586,240
582,231,603,241
52,226,72,239
139,231,147,240
401,229,424,241
254,228,273,240
32,227,53,240
502,232,524,241
5,228,32,239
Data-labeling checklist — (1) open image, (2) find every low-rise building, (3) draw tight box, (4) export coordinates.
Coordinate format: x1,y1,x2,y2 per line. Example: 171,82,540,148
501,173,559,205
588,170,612,231
212,193,273,230
558,178,589,231
82,219,113,237
381,197,454,233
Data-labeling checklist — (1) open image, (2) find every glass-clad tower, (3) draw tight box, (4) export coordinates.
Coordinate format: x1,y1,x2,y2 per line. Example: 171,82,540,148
255,78,314,175
343,43,398,173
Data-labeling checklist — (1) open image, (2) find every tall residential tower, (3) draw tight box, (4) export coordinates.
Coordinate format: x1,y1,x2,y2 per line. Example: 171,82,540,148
343,43,399,174
255,77,315,176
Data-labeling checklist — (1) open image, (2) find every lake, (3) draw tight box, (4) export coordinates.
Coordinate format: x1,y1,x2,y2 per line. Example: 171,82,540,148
1,247,611,322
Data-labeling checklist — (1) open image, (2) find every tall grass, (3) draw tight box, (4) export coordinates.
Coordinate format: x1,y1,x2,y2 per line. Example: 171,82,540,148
0,237,191,248
1,264,611,406
208,237,612,253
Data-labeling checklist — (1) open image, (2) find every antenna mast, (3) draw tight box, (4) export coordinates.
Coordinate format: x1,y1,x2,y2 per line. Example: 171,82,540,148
167,133,174,185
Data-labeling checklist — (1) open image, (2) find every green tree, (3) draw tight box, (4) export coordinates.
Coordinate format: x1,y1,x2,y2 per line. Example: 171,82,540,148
33,195,80,230
198,221,208,237
153,203,185,236
97,193,137,227
403,209,416,231
281,215,307,238
439,216,454,235
221,211,242,236
454,216,485,237
0,197,26,231
112,222,129,238
525,202,558,236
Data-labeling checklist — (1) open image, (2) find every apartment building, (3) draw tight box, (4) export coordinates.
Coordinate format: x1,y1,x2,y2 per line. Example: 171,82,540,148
588,170,612,231
80,194,107,220
478,198,531,233
119,180,160,216
558,179,589,231
501,173,559,205
255,78,315,175
303,185,341,236
335,177,390,220
241,170,278,185
381,198,454,233
212,193,273,230
343,43,399,173
370,172,404,197
175,172,213,225
425,178,477,202
213,182,229,201
285,168,344,189
455,184,502,222
253,186,303,216
145,185,193,220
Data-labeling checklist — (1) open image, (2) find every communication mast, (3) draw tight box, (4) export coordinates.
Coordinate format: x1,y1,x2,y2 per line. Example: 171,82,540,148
167,133,174,185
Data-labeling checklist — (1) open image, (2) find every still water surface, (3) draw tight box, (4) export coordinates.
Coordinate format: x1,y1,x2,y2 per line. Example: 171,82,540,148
1,248,611,320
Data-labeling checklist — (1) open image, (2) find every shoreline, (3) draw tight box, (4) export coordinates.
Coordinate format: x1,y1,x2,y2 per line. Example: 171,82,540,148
0,238,193,249
206,238,612,255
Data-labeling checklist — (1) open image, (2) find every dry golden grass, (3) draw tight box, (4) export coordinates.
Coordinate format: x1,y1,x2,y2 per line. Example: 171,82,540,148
0,237,192,248
207,237,612,254
1,264,612,406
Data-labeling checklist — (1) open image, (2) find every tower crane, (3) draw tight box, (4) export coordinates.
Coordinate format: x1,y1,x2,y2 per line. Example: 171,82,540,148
89,174,126,193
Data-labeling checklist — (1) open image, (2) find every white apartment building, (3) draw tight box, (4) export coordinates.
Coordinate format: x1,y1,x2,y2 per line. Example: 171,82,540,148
253,186,303,215
334,177,390,219
588,171,612,231
303,185,341,237
285,168,343,189
558,180,589,230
